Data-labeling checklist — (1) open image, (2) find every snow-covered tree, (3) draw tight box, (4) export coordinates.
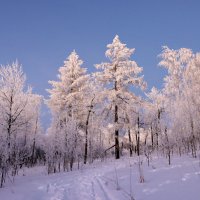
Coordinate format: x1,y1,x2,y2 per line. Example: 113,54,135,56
46,50,92,168
0,61,43,187
146,87,165,150
95,35,146,159
159,46,200,158
47,50,89,118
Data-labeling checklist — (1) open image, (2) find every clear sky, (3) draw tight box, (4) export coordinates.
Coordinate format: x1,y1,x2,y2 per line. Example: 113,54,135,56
0,0,200,127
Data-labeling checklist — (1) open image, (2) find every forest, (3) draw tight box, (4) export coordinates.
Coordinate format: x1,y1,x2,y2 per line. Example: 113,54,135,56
0,35,200,190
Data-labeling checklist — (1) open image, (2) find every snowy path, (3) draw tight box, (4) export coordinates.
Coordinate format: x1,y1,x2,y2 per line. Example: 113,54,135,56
0,156,200,200
0,160,121,200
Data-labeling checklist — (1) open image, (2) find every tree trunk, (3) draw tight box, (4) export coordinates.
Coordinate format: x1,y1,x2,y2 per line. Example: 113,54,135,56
114,65,120,159
151,124,154,150
115,104,120,159
164,127,171,165
31,116,38,166
0,167,6,188
136,115,140,156
84,110,91,164
84,127,88,164
156,109,161,151
128,129,133,157
190,119,196,158
84,97,94,164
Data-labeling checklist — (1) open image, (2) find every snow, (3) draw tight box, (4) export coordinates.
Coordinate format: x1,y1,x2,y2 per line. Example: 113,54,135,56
0,155,200,200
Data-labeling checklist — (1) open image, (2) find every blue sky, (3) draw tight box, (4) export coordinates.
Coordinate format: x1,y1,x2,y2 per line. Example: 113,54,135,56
0,0,200,127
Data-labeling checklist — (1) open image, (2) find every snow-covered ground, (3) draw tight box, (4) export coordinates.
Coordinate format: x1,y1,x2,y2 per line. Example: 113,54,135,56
0,155,200,200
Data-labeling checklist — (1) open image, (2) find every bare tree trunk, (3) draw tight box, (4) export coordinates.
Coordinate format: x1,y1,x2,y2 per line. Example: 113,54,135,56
151,124,154,150
70,152,74,171
84,126,88,164
156,109,161,151
115,104,120,159
114,65,120,160
190,119,197,158
136,115,140,156
31,116,38,166
164,127,171,165
84,97,94,164
7,96,13,163
0,167,6,188
128,129,133,157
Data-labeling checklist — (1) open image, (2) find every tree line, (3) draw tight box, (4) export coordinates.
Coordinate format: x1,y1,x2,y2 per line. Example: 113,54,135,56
0,36,200,187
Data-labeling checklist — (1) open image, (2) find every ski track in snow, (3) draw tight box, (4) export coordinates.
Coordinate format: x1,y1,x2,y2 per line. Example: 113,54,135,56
44,172,116,200
0,156,200,200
